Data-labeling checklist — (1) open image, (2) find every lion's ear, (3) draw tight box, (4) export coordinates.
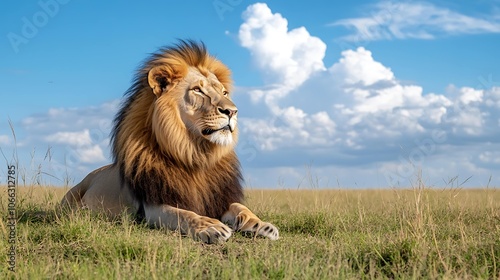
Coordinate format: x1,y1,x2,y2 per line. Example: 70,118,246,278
148,66,182,96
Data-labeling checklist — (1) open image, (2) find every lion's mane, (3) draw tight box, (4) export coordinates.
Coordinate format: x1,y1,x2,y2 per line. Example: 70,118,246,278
110,41,243,219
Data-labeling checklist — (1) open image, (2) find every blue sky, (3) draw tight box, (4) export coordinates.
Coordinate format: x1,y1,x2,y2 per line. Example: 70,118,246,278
1,0,500,188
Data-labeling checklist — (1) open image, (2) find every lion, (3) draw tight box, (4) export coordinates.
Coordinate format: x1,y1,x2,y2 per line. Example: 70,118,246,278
60,40,279,244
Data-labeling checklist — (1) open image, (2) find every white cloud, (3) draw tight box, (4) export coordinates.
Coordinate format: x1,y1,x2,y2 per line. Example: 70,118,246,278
239,3,326,106
450,107,484,135
44,130,106,164
236,3,500,188
45,130,93,147
242,44,455,149
330,48,453,134
237,5,465,153
238,3,336,150
458,87,483,105
330,47,394,87
485,87,500,107
241,107,337,151
332,1,500,42
76,144,106,164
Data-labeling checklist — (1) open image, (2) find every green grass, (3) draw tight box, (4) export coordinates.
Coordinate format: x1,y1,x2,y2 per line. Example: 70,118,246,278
1,185,500,279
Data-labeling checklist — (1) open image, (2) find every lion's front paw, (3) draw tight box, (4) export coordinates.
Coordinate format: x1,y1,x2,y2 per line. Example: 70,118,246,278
222,204,279,241
256,222,279,240
190,216,232,244
235,213,279,241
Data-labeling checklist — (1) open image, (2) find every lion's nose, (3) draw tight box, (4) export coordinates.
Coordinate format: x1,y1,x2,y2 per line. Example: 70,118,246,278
218,107,238,118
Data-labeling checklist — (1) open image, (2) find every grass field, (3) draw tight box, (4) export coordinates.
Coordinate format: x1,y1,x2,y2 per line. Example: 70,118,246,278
1,183,499,279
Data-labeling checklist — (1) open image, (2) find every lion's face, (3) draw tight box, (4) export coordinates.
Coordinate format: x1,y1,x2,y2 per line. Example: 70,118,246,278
178,68,238,146
149,66,238,147
177,68,238,146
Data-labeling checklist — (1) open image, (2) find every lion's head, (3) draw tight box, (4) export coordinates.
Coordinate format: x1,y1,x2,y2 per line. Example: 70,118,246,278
147,46,238,148
111,40,243,218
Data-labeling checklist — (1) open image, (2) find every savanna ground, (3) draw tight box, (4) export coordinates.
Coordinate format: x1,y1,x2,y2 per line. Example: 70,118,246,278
0,181,499,279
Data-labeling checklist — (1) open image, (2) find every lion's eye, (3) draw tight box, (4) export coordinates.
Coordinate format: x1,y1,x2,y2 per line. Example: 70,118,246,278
223,91,229,96
193,87,202,93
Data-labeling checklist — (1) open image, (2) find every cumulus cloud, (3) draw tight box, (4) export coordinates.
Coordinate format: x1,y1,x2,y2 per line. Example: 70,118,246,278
238,3,336,150
239,2,326,106
241,109,337,151
457,87,484,105
235,3,500,188
330,47,395,87
328,47,455,141
331,1,500,42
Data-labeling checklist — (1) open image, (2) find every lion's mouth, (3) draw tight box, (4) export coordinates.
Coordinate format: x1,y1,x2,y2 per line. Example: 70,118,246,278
202,125,232,135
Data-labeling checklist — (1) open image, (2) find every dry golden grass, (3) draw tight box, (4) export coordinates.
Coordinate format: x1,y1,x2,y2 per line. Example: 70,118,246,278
1,184,499,279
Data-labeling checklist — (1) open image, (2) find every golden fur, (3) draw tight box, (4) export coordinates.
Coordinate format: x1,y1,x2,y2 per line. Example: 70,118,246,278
61,40,279,243
111,40,243,218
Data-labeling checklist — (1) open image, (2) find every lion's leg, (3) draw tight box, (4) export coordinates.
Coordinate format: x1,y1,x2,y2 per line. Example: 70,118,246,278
60,178,90,209
144,204,232,244
221,203,279,240
61,165,109,209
